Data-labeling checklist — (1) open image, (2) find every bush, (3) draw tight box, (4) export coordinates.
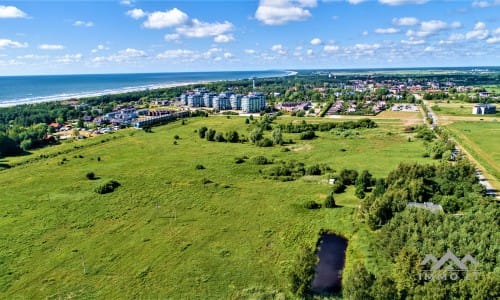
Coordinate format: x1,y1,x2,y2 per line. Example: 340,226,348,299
174,135,180,140
195,164,205,170
303,200,321,209
250,155,269,165
95,180,121,194
214,132,225,142
86,172,96,180
324,194,336,208
332,180,346,193
206,129,216,141
198,126,208,138
299,130,316,140
234,157,246,164
225,130,239,143
256,138,273,147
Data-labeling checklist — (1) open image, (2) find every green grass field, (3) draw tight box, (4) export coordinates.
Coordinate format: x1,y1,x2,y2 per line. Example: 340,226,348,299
445,121,500,185
0,116,432,298
431,101,500,118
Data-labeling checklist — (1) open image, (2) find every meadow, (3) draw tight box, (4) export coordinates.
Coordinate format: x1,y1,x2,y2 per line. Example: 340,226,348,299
445,121,500,186
0,116,432,298
430,101,500,119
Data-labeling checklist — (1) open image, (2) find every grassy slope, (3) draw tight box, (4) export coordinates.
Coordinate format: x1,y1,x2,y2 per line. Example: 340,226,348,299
445,121,500,185
0,116,430,298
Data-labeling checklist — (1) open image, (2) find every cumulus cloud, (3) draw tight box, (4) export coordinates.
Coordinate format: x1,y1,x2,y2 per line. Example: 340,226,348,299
310,38,322,45
214,34,234,43
0,5,27,18
120,0,135,6
223,52,233,59
323,45,340,52
73,20,94,27
401,37,425,44
244,49,257,55
143,8,188,29
379,0,429,5
472,0,500,8
93,48,146,63
466,22,489,40
39,44,65,50
91,44,109,53
165,33,180,41
255,0,317,25
157,49,195,60
392,17,419,26
486,27,500,43
271,44,287,55
126,8,146,20
406,20,450,37
375,27,400,34
56,53,83,64
176,19,233,38
307,49,314,56
0,39,28,49
347,0,367,4
156,48,226,62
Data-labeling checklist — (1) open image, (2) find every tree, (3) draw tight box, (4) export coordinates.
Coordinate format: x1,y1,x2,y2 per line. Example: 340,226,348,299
324,193,336,208
206,129,216,141
289,245,317,297
343,263,375,300
198,126,208,138
225,130,239,143
373,178,386,197
249,128,263,144
214,132,225,142
271,127,283,145
355,182,366,199
77,119,84,129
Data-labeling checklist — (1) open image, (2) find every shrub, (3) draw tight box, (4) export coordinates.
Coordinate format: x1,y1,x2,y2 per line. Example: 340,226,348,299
206,129,216,141
299,130,316,140
256,138,273,147
174,135,180,140
86,172,96,180
95,180,121,194
250,155,269,165
214,132,225,142
198,126,208,138
195,164,205,170
324,194,336,208
303,200,321,209
332,180,346,193
225,130,239,143
234,157,246,164
201,178,212,184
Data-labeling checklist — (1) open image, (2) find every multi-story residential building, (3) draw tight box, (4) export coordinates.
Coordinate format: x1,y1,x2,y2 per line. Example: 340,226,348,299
241,92,266,113
187,93,204,107
203,92,216,107
213,93,232,111
230,94,243,110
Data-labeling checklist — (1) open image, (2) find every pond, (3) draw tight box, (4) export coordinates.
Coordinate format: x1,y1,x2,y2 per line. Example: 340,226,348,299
311,234,348,294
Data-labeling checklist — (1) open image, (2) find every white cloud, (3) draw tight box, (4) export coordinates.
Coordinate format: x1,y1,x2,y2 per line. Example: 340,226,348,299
93,48,146,63
0,5,27,18
354,43,380,51
271,44,287,55
307,49,314,56
310,38,322,45
17,54,48,60
472,0,500,8
176,19,233,38
323,45,340,52
214,34,234,43
126,8,146,20
466,22,489,40
375,27,400,34
223,52,233,59
406,20,449,37
165,33,180,41
392,17,419,26
347,0,367,4
255,0,317,25
91,44,109,53
401,38,425,44
379,0,429,5
120,0,135,6
244,49,257,55
39,44,65,50
143,8,188,29
0,39,28,49
157,49,195,60
56,53,82,64
486,36,500,43
362,31,368,36
450,21,461,29
73,20,94,27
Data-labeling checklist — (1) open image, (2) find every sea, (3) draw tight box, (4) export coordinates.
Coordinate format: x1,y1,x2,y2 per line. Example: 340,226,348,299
0,70,294,107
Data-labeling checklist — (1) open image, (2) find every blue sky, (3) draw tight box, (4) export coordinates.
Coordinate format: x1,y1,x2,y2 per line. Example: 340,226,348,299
0,0,499,75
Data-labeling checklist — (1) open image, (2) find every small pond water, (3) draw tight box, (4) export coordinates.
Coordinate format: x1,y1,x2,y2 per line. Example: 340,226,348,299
311,234,348,294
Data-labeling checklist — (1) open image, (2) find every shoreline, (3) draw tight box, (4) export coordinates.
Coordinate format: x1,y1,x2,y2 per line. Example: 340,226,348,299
0,70,297,108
